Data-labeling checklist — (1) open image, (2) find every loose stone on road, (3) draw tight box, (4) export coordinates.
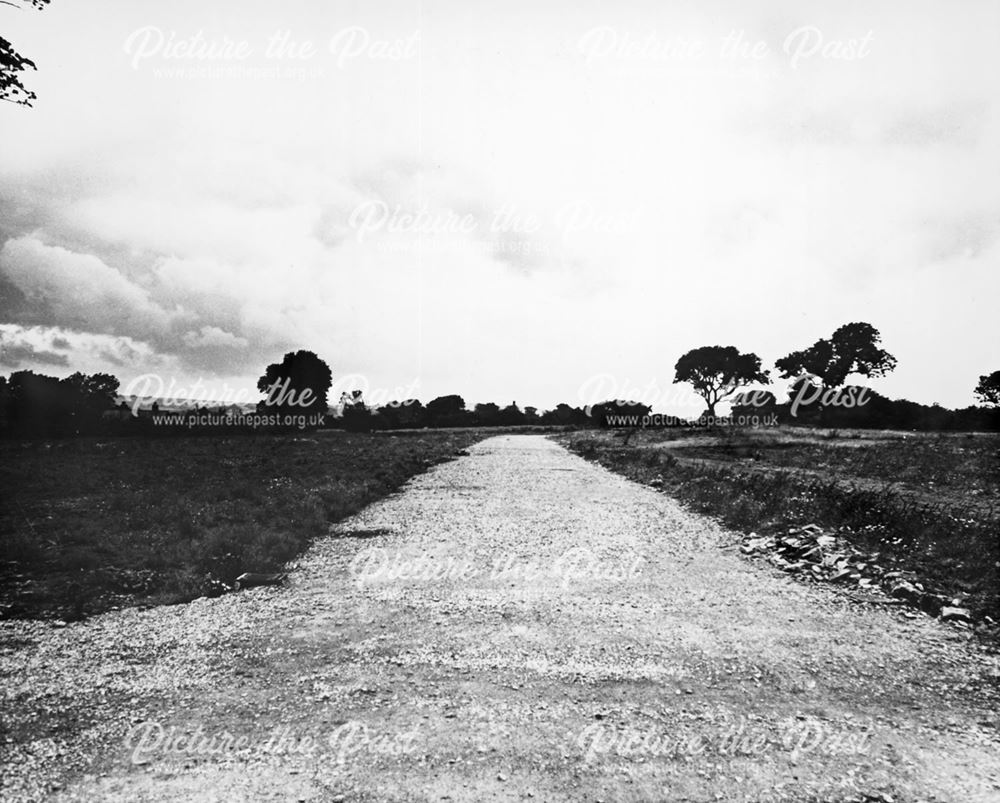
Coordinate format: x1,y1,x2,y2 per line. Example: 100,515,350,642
3,435,999,802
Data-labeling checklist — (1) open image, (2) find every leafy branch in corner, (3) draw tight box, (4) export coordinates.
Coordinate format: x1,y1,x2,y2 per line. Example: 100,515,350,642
0,0,50,107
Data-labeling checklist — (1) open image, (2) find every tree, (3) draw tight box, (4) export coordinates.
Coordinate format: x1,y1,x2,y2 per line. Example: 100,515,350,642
588,400,652,427
62,371,119,411
339,389,372,432
975,370,1000,407
371,398,425,429
473,402,500,426
540,403,589,426
1,0,50,107
393,399,426,428
776,322,896,390
497,402,525,427
2,369,119,436
256,350,332,414
426,394,466,427
673,346,769,417
775,323,896,420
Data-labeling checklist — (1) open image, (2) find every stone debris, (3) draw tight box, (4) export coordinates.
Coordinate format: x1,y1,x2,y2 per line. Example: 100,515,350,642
4,436,999,801
234,572,287,591
940,607,973,624
738,526,979,626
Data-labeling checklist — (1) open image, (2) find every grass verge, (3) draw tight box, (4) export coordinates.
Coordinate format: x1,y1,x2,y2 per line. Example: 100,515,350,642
1,430,484,620
558,429,999,624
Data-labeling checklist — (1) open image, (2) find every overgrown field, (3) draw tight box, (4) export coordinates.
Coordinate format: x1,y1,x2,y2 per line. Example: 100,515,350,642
558,427,999,623
1,430,485,620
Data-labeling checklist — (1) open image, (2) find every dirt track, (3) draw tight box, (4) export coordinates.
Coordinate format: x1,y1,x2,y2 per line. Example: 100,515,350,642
2,435,999,801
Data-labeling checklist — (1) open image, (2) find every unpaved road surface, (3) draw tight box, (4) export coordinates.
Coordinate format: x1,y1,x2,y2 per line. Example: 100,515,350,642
3,435,999,802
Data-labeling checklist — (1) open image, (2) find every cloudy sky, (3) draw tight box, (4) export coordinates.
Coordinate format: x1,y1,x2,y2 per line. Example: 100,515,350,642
1,0,997,413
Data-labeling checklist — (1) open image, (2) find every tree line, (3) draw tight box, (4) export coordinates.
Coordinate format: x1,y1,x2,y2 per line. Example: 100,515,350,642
1,322,998,437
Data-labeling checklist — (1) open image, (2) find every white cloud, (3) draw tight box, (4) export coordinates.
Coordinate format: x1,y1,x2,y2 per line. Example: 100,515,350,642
182,325,248,350
0,236,176,338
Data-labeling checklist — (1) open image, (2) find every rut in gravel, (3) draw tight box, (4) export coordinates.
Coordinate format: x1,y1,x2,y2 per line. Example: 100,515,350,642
3,434,999,802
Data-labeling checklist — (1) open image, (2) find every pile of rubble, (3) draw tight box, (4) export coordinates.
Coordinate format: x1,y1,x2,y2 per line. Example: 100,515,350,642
739,524,980,626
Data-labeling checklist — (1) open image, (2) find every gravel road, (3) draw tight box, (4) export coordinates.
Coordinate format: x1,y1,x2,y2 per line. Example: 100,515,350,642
3,435,999,802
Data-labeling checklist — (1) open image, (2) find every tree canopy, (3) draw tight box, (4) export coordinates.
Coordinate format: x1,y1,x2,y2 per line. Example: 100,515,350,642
2,369,119,435
775,322,896,389
256,350,332,414
674,345,769,417
588,399,652,426
426,394,467,426
974,370,1000,407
